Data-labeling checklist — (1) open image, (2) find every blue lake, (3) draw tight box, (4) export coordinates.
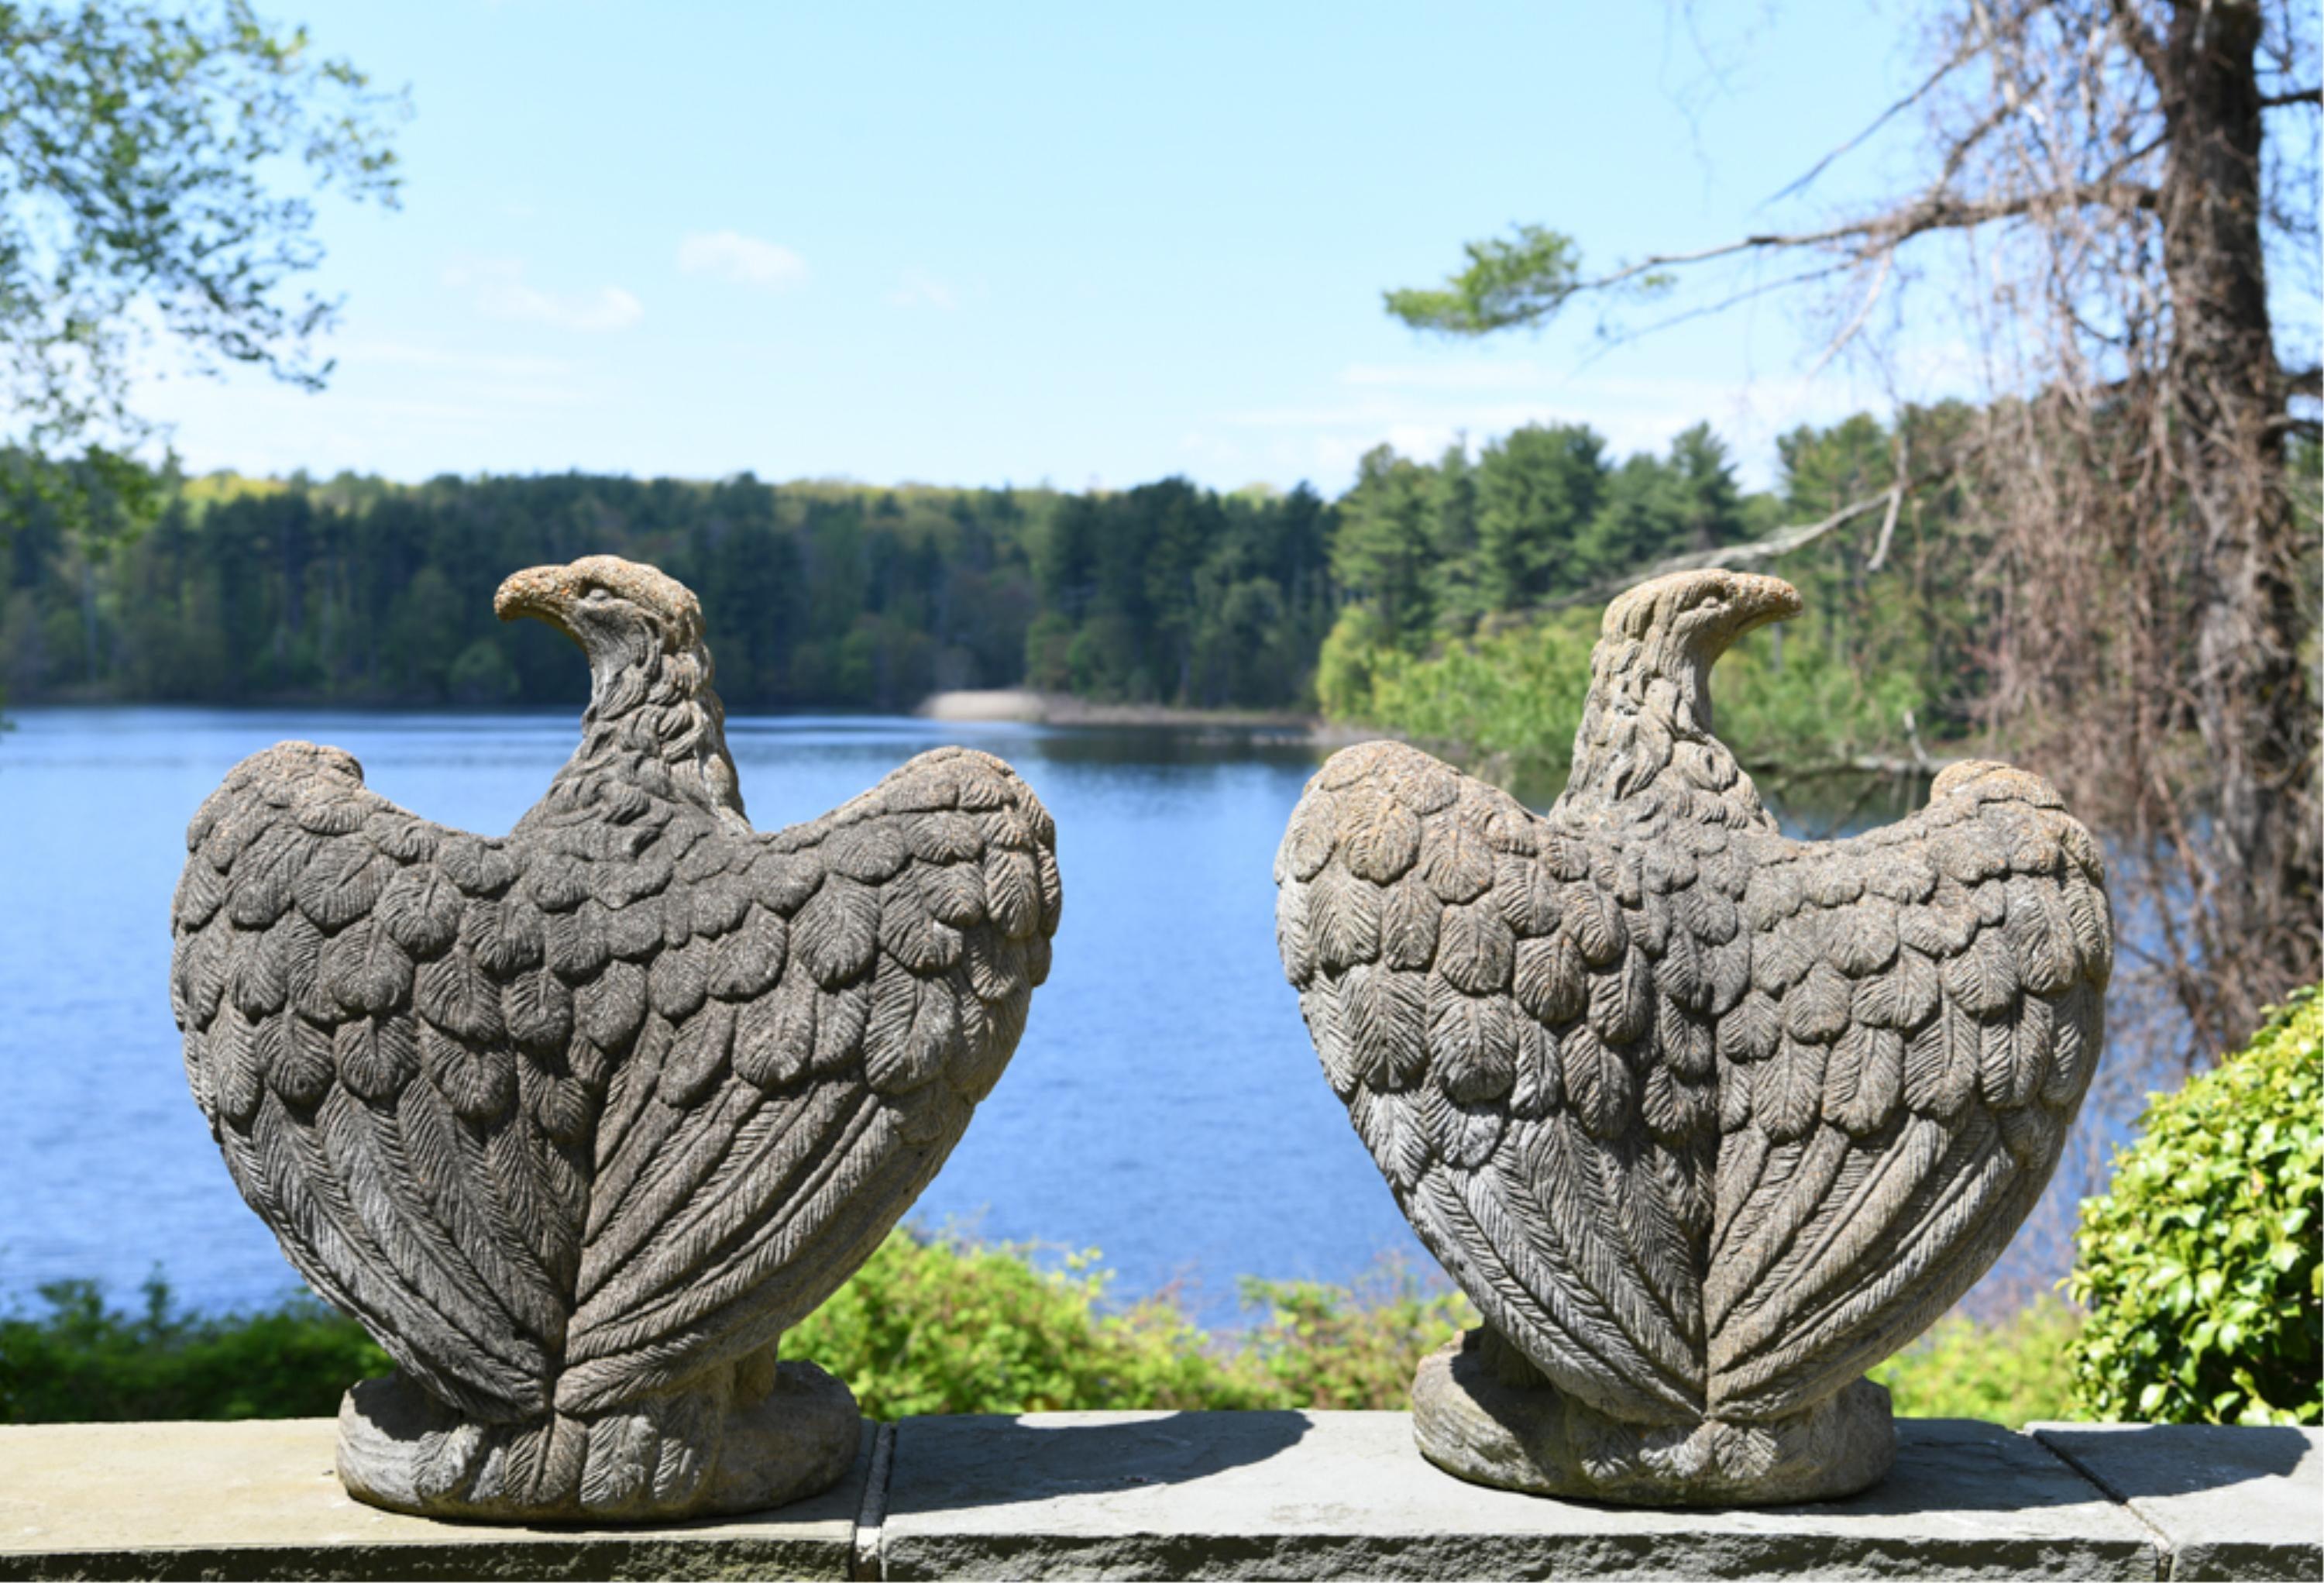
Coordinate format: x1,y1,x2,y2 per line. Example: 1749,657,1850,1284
0,707,1428,1325
0,707,2129,1327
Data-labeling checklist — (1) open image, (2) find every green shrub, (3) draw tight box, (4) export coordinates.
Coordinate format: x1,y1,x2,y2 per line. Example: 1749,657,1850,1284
786,1233,1473,1417
1,1237,1475,1425
1867,1296,2079,1427
0,1275,389,1422
11,1234,2121,1430
1709,628,1926,773
1356,612,1599,792
1314,604,1394,721
785,1234,1264,1417
1327,612,1926,798
1228,1263,1475,1411
2066,986,2323,1425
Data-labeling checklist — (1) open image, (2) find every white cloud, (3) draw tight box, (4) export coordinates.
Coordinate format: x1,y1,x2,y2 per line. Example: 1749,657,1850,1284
444,259,643,332
676,231,810,291
887,270,958,311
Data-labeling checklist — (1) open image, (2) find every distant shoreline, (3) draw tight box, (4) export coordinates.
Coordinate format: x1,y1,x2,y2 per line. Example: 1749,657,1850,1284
916,688,1373,745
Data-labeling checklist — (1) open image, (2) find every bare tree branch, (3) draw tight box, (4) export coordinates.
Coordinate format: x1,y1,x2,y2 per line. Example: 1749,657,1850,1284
1570,260,1852,368
2106,0,2168,84
1394,0,2320,1057
1765,27,1999,205
1569,179,2163,304
1535,487,1902,615
1865,429,1911,573
1807,250,1896,378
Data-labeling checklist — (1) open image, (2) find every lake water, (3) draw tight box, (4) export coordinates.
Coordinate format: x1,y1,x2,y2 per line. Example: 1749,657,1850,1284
1,707,1431,1326
0,707,2132,1327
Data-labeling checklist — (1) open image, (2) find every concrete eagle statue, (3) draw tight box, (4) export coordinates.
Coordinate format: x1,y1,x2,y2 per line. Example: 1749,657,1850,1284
170,556,1061,1522
1274,568,2109,1504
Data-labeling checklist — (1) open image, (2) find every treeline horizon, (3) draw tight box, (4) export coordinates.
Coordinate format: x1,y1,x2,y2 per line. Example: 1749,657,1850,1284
3,418,1868,715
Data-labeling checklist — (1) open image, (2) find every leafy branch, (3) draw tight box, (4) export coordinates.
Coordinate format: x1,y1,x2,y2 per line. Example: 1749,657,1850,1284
0,1,407,459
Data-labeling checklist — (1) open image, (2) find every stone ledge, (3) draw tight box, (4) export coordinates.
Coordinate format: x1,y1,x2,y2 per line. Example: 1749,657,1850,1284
2,1413,2315,1581
875,1413,2157,1581
2031,1423,2323,1583
0,1419,872,1581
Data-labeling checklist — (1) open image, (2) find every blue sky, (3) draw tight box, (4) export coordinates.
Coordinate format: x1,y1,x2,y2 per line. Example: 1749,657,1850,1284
145,2,1950,494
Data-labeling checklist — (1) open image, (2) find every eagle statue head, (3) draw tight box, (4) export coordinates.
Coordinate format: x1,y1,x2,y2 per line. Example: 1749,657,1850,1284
495,555,706,673
1603,567,1804,663
495,553,737,821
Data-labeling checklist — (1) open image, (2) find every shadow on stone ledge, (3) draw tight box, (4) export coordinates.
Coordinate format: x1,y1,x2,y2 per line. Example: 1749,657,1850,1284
1778,1420,2144,1519
885,1410,1311,1514
2030,1423,2312,1500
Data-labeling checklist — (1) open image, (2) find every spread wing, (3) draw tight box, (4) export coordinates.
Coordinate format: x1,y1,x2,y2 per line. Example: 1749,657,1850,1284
1704,761,2110,1419
172,742,569,1423
1276,741,1719,1423
552,746,1057,1416
177,742,1058,1426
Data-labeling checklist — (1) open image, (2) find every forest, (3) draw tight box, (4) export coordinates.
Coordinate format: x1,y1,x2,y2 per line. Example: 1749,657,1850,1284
0,0,2315,1478
0,415,1929,727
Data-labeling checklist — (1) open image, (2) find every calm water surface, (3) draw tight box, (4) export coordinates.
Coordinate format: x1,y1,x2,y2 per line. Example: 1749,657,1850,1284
0,707,1428,1324
0,707,2121,1325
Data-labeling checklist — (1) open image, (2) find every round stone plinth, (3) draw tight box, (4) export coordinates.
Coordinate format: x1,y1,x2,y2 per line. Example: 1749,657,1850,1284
1412,1330,1895,1506
337,1360,860,1523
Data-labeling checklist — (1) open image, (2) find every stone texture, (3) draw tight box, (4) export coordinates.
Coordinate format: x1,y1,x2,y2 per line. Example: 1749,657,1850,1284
0,1416,871,1580
335,1361,860,1523
167,555,1061,1522
1411,1330,1894,1504
877,1410,2157,1579
34,1413,2314,1579
1274,567,2113,1502
2031,1422,2324,1581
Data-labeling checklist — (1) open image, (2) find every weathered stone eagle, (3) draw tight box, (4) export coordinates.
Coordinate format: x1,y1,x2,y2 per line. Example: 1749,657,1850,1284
1274,568,2109,1502
170,555,1060,1520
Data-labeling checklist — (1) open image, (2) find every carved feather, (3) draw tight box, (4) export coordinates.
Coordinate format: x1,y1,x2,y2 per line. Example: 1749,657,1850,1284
1274,579,2109,1436
174,649,1057,1511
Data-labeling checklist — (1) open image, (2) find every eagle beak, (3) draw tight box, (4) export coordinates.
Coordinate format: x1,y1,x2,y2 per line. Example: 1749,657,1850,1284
1731,573,1804,634
494,566,575,629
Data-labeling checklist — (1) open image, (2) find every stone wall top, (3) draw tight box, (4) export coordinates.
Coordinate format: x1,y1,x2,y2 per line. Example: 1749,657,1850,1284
1,1413,2316,1581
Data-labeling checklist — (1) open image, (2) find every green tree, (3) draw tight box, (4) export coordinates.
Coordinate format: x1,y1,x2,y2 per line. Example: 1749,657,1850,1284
1382,0,2322,1055
1021,611,1072,692
1867,1297,2079,1429
1570,425,1741,583
1132,478,1222,702
0,2,402,715
1424,442,1484,636
1313,603,1390,719
1331,445,1435,648
2,1239,1476,1423
1474,422,1604,606
0,2,402,465
2,469,1356,712
1574,453,1673,581
1664,423,1744,555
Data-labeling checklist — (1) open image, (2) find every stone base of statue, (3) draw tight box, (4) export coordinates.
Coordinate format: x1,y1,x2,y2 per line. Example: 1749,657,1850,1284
1411,1328,1895,1506
335,1347,860,1523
